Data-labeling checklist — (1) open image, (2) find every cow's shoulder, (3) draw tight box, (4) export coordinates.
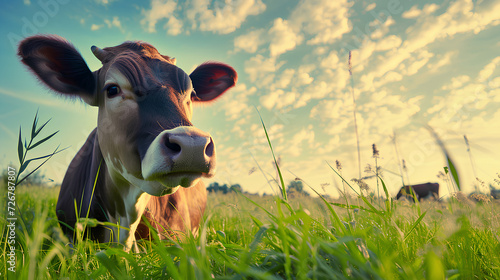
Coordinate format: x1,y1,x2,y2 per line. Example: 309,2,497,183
56,128,108,234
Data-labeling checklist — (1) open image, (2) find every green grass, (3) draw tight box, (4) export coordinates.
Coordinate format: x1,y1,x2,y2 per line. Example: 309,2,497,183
1,112,499,279
1,184,500,279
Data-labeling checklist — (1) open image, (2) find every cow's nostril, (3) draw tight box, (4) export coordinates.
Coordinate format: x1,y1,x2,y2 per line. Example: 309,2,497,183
205,138,214,157
165,137,181,152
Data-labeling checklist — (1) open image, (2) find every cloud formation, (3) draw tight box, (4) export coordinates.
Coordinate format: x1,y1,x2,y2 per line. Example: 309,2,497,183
141,0,266,35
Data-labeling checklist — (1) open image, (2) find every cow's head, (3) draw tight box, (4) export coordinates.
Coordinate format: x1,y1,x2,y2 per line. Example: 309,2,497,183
18,35,236,196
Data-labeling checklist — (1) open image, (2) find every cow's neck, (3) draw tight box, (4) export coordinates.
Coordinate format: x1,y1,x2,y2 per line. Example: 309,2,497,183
101,156,152,250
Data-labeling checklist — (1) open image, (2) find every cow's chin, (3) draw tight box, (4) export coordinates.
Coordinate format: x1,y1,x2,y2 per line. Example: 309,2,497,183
141,173,205,196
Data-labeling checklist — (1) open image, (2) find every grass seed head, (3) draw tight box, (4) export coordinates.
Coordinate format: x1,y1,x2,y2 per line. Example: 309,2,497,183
372,144,380,158
364,164,372,173
469,193,491,204
352,178,370,191
336,160,342,171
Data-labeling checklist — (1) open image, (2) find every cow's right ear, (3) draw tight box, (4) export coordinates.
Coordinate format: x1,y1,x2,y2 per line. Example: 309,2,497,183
18,35,98,106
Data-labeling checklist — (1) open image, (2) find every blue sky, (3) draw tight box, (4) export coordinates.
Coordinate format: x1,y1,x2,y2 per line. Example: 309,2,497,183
1,0,499,197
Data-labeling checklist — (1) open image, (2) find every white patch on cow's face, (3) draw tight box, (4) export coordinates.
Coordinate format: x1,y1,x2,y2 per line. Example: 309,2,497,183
98,67,142,178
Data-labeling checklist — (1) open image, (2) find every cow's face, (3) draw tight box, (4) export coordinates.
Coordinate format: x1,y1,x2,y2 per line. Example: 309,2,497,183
18,36,237,196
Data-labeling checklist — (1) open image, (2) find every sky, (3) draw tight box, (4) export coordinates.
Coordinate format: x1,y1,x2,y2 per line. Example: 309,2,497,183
1,0,499,198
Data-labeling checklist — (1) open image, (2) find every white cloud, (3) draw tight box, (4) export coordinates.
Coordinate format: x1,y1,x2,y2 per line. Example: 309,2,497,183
427,57,500,129
320,51,340,69
217,83,256,121
310,99,350,121
259,89,298,110
402,4,440,19
361,92,423,135
375,35,402,51
370,16,395,40
269,18,303,57
360,0,500,92
295,66,315,87
401,50,434,76
427,51,456,72
402,6,422,19
91,24,103,31
91,16,124,32
365,3,376,12
233,17,302,57
141,0,265,35
141,0,179,33
244,55,285,83
104,16,124,32
289,0,352,45
164,16,183,35
441,75,471,90
373,71,403,88
271,69,295,90
234,29,266,53
186,0,266,34
23,0,30,5
477,56,500,82
95,0,114,4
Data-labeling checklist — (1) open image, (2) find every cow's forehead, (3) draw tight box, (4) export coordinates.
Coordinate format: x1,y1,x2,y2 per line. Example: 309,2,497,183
98,42,191,93
100,41,175,64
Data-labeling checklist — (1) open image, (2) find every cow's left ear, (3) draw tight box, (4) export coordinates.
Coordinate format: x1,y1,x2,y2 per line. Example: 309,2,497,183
190,63,237,102
18,35,98,106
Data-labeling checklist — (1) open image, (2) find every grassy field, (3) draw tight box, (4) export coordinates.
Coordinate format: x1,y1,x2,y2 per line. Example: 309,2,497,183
1,113,499,279
1,182,500,279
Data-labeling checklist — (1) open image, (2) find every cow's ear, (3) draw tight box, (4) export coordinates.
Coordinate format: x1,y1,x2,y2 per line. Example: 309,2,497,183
189,63,237,102
18,35,98,106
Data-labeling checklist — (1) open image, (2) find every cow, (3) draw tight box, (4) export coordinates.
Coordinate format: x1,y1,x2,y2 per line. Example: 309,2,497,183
491,185,500,199
18,35,237,250
396,183,439,202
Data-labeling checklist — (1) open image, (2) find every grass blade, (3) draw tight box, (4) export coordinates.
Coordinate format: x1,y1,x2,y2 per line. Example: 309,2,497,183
379,176,392,216
447,157,460,191
255,107,287,200
34,118,51,138
16,146,64,186
404,211,427,242
424,251,445,280
426,125,461,191
95,250,130,280
18,127,23,164
28,131,59,150
31,109,39,139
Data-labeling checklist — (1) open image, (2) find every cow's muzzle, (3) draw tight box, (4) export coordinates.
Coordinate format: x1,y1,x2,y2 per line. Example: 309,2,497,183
141,126,216,192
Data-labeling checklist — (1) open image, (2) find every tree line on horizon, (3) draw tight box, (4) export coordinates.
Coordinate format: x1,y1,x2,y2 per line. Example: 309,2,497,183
206,180,310,197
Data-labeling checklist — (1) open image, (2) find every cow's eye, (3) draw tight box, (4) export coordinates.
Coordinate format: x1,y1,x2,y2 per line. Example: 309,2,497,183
106,85,120,98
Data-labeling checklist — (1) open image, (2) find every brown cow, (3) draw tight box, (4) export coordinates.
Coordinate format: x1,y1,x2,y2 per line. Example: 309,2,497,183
491,185,500,199
396,183,439,201
18,35,237,250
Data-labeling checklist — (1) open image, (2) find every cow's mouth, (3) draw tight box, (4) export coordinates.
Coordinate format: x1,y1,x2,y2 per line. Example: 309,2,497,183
155,171,210,189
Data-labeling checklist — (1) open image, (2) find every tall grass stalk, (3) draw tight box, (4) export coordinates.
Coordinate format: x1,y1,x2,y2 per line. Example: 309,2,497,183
464,135,479,192
373,144,380,200
392,132,406,186
348,51,362,179
255,107,287,200
16,110,63,186
427,126,461,192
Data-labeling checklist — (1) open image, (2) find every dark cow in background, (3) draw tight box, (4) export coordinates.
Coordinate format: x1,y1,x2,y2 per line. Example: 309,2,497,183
18,35,237,250
396,183,439,201
491,185,500,199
